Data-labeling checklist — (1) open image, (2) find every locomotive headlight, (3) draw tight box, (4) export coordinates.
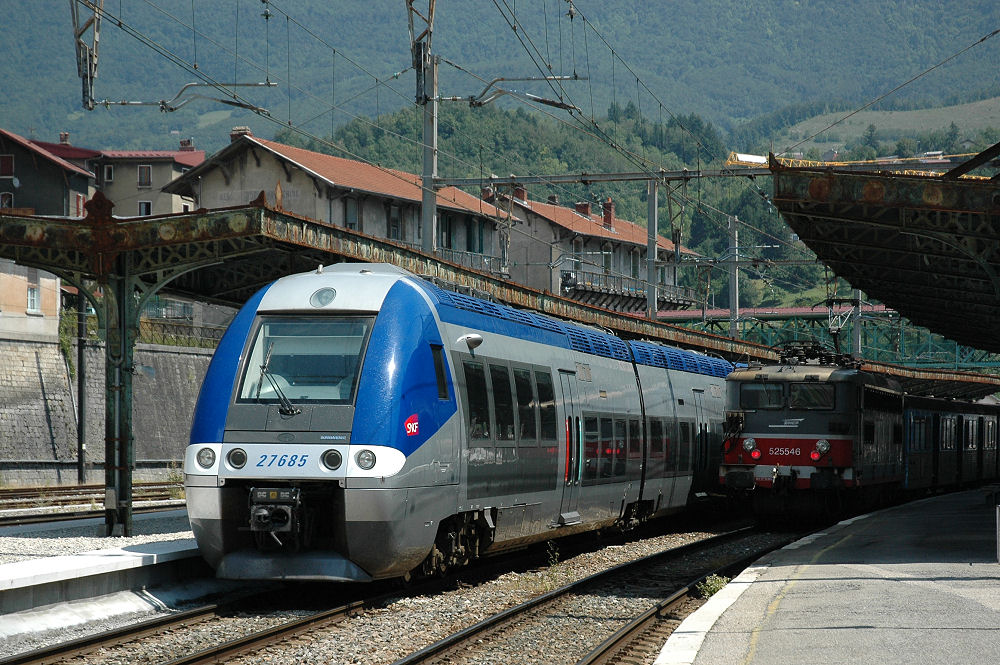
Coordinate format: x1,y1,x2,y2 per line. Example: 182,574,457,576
742,438,757,452
196,447,216,469
227,448,247,469
322,449,343,470
309,287,337,308
816,439,831,454
356,449,376,470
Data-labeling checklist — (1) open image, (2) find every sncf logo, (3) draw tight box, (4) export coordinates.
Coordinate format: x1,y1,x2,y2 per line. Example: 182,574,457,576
404,413,419,436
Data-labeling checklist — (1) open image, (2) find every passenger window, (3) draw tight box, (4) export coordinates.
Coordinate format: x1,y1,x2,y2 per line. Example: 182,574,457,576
614,419,627,478
431,345,449,400
536,371,557,440
628,418,641,479
678,421,692,471
600,418,614,479
463,360,490,442
490,364,516,443
513,367,537,443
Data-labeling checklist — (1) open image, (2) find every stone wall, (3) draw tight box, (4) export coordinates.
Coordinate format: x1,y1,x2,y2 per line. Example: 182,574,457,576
0,338,214,486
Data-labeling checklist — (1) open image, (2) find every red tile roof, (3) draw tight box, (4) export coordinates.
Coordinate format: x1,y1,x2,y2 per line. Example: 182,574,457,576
29,140,101,161
100,150,205,168
508,194,695,255
0,128,93,178
249,137,509,219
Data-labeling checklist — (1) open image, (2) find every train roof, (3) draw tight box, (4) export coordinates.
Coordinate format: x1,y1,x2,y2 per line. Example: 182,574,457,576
255,263,732,379
428,283,732,378
728,362,902,392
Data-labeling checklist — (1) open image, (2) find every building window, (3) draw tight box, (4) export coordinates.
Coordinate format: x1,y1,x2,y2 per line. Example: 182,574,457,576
0,154,12,177
602,243,613,273
439,214,453,249
465,218,483,253
630,251,640,279
26,268,40,313
0,192,12,209
573,237,583,270
345,197,360,230
104,164,114,183
387,205,402,240
138,201,152,216
182,203,190,213
75,193,86,217
137,164,152,188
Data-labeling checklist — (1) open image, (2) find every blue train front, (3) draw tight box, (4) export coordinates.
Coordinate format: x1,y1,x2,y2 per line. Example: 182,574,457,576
184,263,731,581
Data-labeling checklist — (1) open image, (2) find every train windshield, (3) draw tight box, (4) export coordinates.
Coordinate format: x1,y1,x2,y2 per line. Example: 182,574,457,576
789,383,835,409
237,315,374,405
739,382,784,409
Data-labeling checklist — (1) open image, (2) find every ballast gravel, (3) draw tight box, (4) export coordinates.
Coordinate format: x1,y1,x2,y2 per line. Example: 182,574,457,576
0,510,784,665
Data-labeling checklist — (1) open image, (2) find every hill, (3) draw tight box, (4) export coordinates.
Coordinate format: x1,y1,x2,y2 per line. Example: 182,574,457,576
1,1,998,152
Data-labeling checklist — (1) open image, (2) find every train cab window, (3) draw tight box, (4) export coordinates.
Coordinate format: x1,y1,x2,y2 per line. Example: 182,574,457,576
237,315,374,405
739,382,784,409
490,364,516,443
789,383,835,409
536,371,557,441
463,361,491,442
431,345,449,400
583,416,599,484
513,368,537,444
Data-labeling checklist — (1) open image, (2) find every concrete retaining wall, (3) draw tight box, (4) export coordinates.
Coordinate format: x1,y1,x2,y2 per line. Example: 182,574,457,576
0,339,213,486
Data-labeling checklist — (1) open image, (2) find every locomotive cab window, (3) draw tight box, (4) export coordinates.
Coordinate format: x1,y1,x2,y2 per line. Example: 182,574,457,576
789,383,835,409
739,382,784,409
237,316,373,404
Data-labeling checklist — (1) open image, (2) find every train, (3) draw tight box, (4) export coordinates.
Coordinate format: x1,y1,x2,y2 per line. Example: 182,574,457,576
719,343,1000,518
183,263,733,582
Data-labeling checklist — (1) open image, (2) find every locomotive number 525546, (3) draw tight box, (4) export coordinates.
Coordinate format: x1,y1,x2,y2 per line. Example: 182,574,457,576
768,447,801,456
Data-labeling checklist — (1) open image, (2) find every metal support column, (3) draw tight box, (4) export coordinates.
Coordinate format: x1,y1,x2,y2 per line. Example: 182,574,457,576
103,256,138,536
77,292,87,484
646,179,658,319
728,215,740,339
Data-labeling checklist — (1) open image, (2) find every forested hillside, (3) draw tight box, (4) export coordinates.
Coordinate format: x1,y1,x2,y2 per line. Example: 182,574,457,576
3,1,998,308
4,1,997,151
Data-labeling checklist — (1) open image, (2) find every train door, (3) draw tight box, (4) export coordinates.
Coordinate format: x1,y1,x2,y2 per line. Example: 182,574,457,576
556,370,582,525
691,389,710,493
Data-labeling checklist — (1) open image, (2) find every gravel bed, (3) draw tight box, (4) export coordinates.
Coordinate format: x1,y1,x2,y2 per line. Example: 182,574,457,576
2,514,783,665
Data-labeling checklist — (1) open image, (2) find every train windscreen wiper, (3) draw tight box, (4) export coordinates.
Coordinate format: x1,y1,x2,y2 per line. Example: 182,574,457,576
256,341,301,416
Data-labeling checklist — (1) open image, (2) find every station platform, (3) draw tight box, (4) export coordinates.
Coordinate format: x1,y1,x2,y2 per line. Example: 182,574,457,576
0,510,206,618
656,489,1000,664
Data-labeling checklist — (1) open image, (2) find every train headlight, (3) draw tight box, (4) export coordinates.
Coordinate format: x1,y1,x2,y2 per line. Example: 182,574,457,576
816,439,831,454
196,447,216,469
227,448,247,469
309,287,337,308
355,449,376,470
322,449,343,470
742,438,757,453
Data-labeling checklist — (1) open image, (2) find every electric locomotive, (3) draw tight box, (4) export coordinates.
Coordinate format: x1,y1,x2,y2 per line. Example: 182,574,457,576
719,343,904,516
184,263,731,581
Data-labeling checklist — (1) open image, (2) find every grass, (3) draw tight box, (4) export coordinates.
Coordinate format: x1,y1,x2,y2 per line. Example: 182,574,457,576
775,96,1000,153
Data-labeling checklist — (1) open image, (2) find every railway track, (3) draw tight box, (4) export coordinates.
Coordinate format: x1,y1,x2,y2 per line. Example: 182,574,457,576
2,523,787,665
0,482,185,527
389,528,791,665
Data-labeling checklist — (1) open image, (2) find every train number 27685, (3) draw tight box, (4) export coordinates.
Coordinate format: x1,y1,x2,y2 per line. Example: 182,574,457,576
256,454,309,467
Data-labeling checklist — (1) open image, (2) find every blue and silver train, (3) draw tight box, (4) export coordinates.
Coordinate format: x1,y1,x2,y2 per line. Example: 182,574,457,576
184,263,732,581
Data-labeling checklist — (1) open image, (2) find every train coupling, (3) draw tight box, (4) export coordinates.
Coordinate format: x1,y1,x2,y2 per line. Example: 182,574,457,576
249,487,302,547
